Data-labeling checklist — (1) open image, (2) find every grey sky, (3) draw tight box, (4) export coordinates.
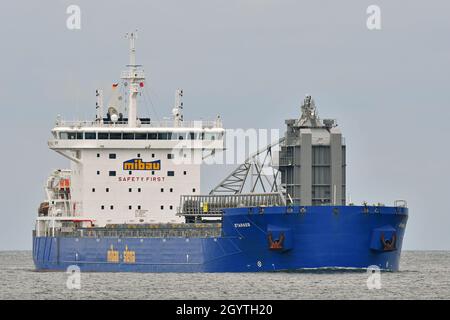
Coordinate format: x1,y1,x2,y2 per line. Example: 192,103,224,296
1,0,449,250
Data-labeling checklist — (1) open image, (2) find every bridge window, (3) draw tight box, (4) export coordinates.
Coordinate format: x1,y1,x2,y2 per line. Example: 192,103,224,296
85,132,96,139
67,132,77,140
109,132,122,140
135,133,147,140
158,132,172,140
123,133,134,140
98,132,108,139
172,132,186,140
204,133,218,140
148,133,157,140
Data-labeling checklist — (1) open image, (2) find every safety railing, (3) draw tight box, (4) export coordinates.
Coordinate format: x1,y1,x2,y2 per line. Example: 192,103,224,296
178,192,286,216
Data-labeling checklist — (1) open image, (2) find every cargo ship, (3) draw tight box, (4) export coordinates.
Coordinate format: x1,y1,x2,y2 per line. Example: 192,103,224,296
33,33,408,272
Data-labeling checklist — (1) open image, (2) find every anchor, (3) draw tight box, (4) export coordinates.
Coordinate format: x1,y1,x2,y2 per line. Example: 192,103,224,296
268,232,285,250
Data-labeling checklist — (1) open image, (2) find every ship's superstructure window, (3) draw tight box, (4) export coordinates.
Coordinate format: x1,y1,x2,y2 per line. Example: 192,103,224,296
106,188,109,192
167,154,174,159
128,205,132,210
137,153,141,157
161,188,164,192
92,188,95,192
98,132,108,139
85,132,96,139
123,133,134,140
97,171,100,175
183,171,187,175
109,153,116,159
109,132,122,140
109,171,116,176
129,171,132,175
137,205,141,210
110,205,114,210
192,188,196,193
138,188,141,192
158,132,172,140
161,205,164,210
170,205,173,210
101,205,105,210
56,130,222,141
173,132,185,140
168,171,175,176
129,188,132,192
97,153,100,158
205,133,218,140
152,154,155,158
170,188,173,192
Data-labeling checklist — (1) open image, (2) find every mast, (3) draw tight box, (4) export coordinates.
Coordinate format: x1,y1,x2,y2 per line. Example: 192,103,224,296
121,31,145,127
95,89,103,123
172,89,184,126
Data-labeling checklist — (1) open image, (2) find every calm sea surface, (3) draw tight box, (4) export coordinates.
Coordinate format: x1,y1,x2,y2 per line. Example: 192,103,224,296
0,251,449,300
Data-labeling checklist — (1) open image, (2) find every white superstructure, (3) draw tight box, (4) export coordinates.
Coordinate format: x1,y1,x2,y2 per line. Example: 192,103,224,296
38,33,224,230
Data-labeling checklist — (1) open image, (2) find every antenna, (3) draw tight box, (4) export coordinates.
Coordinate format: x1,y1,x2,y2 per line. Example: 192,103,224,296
125,31,137,66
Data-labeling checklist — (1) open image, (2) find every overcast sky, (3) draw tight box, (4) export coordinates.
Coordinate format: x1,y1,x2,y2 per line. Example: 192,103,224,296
1,0,449,250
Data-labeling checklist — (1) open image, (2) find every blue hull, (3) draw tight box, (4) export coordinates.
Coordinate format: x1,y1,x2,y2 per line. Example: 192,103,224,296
33,205,408,272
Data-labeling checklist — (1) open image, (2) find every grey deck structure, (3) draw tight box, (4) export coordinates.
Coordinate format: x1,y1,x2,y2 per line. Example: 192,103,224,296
279,96,346,206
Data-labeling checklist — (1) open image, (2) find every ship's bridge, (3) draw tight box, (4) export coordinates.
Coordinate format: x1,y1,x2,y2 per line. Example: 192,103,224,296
48,118,225,150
